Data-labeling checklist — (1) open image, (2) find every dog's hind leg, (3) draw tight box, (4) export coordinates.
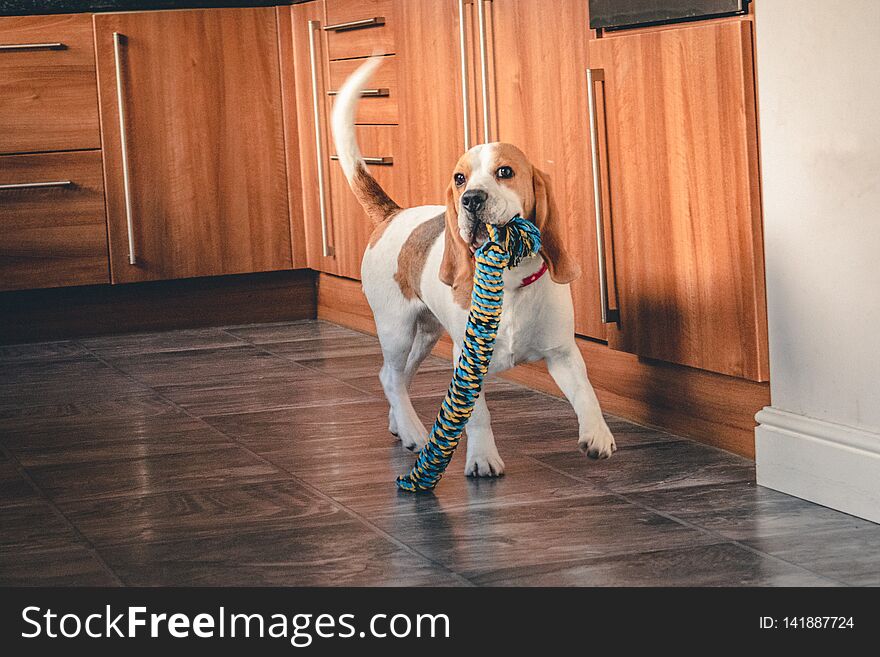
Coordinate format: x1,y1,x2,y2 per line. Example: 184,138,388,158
375,309,431,452
388,313,442,436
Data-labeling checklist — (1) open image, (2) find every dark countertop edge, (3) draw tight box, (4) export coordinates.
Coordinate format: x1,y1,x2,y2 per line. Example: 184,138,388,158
0,1,314,18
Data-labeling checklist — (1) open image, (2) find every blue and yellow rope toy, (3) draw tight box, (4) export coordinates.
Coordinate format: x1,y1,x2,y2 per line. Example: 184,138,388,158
396,216,542,492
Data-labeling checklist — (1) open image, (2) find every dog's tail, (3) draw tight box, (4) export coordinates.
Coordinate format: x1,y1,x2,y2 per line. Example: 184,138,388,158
330,56,400,225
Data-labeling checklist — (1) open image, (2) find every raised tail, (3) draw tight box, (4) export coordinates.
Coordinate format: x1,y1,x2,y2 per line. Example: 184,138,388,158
330,56,400,225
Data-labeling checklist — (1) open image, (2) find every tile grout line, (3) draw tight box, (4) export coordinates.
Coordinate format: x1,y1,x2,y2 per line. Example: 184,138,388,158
77,339,475,587
527,455,849,586
0,442,125,586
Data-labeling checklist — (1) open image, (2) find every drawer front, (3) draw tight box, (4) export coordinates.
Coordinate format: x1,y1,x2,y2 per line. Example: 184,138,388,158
328,125,400,279
0,13,100,155
329,55,398,124
325,0,395,60
0,150,109,291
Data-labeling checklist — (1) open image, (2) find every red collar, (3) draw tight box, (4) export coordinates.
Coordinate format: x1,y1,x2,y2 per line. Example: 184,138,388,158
520,260,548,288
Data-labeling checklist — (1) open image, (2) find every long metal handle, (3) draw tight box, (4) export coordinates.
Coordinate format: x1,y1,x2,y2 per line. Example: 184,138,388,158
330,155,393,165
113,32,136,267
587,68,619,324
0,180,72,191
476,0,491,142
0,42,64,51
457,0,471,151
308,20,333,258
327,88,389,97
323,17,384,32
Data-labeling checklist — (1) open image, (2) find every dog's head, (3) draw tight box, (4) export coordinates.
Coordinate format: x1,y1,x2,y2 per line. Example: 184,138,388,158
439,143,580,295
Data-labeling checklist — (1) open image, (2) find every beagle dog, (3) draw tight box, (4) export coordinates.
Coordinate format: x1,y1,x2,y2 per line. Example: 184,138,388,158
331,58,615,477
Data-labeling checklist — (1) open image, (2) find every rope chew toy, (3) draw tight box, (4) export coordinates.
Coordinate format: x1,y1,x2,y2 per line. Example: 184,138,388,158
396,216,542,492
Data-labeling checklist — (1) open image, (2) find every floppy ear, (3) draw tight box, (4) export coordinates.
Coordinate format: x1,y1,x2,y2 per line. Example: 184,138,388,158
532,167,580,284
439,183,474,299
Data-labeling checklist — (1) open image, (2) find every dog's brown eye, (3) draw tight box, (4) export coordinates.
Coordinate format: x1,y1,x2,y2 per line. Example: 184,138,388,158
496,166,514,179
454,173,467,186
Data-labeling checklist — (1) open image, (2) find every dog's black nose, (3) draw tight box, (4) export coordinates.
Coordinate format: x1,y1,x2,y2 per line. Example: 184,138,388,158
461,189,487,213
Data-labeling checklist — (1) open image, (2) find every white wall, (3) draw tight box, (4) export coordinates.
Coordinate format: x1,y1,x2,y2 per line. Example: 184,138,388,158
754,0,880,523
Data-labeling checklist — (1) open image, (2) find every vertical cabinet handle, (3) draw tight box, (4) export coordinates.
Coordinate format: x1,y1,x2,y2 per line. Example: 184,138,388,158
586,68,619,324
307,20,333,258
112,32,136,266
476,0,491,142
457,0,471,151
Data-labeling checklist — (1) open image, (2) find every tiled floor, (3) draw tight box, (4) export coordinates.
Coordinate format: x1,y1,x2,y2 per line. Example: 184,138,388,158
1,319,878,586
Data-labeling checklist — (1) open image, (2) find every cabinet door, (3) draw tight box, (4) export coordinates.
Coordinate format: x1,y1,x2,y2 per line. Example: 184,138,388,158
395,0,467,206
490,0,605,339
590,21,768,380
286,2,339,274
94,8,292,283
284,2,339,275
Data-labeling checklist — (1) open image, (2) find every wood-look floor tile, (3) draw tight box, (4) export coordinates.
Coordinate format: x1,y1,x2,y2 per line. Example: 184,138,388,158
0,501,82,553
0,340,85,363
370,495,717,581
224,319,360,344
478,542,839,586
101,521,461,586
0,394,175,434
321,453,607,519
156,367,372,417
0,546,118,586
261,333,383,361
59,481,345,548
0,357,150,411
742,524,880,586
0,461,42,508
26,445,286,503
297,352,449,383
107,345,290,387
535,439,755,493
203,398,393,443
629,481,873,542
0,396,229,464
5,318,876,587
11,422,231,468
81,327,244,358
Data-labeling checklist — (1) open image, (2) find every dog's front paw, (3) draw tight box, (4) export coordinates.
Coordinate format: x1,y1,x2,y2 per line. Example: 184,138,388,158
578,422,617,459
398,427,427,452
465,450,505,477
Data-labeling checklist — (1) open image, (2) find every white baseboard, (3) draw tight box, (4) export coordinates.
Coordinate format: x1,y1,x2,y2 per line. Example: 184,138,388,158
755,407,880,524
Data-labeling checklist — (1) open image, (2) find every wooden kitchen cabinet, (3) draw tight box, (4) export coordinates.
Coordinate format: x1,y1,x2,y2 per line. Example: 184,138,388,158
590,21,769,380
284,0,412,280
283,1,338,275
94,8,292,284
489,0,606,339
0,14,100,155
0,150,109,291
395,0,468,206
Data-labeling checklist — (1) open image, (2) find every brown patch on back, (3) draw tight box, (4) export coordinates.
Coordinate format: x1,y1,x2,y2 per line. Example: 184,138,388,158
367,210,399,247
394,213,444,299
352,163,400,225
